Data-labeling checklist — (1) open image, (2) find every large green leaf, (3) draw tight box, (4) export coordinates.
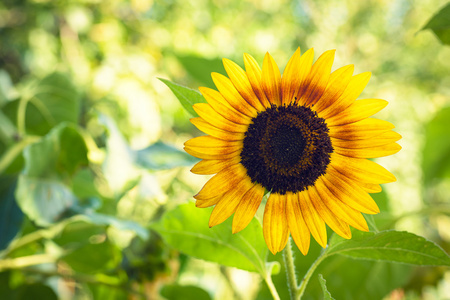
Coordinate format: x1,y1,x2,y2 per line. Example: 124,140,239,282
160,284,212,300
22,123,88,179
13,283,58,300
2,72,80,136
16,176,76,226
61,239,121,274
53,220,122,274
87,283,127,300
421,2,450,45
159,79,206,117
53,220,106,247
151,202,268,274
422,106,450,183
305,256,411,300
15,123,88,225
0,176,23,250
135,141,199,170
31,72,80,123
327,230,450,266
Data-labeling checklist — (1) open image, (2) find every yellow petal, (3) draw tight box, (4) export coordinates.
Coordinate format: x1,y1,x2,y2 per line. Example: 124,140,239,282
209,178,255,227
298,49,336,107
232,184,265,234
324,166,380,214
314,178,369,232
308,186,352,239
190,118,245,141
263,193,289,255
359,182,382,193
298,190,327,248
261,53,282,106
212,72,257,117
281,47,302,105
191,157,240,175
243,53,271,108
286,192,311,255
330,153,396,184
313,65,354,113
328,118,395,140
319,71,372,119
199,87,251,125
331,131,402,149
293,48,315,105
185,135,241,148
326,99,388,126
194,164,248,200
196,195,221,208
184,146,241,160
223,58,266,111
193,103,249,132
334,142,402,158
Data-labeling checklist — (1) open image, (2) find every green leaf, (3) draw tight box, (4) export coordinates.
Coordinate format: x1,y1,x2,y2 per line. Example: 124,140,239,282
15,123,88,225
32,72,80,123
22,123,88,179
318,274,335,300
15,176,76,226
135,141,199,170
53,220,106,247
327,230,450,266
53,220,122,274
14,283,58,300
71,169,100,199
159,78,206,116
61,239,121,274
421,2,450,45
2,72,80,136
150,202,268,274
422,106,450,183
0,176,24,250
87,283,127,300
160,284,212,300
176,54,226,88
305,256,411,300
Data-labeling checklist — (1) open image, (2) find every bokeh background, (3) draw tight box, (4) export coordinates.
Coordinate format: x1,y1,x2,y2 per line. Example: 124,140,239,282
0,0,449,299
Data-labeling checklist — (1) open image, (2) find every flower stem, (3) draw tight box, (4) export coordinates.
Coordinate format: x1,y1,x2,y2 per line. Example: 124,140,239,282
297,251,327,299
264,272,281,300
283,237,298,300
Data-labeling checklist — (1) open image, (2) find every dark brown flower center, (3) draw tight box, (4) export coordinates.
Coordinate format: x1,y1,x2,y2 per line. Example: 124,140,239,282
240,104,333,194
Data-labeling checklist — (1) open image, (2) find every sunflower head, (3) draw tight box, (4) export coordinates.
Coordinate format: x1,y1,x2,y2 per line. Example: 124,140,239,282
184,48,401,255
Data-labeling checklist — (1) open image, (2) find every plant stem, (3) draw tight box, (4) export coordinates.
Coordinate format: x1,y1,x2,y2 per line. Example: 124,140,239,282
283,237,298,300
297,251,327,299
0,254,56,271
263,273,280,300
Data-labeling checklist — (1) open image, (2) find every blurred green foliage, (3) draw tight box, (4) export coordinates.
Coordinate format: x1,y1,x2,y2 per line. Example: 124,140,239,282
0,0,450,299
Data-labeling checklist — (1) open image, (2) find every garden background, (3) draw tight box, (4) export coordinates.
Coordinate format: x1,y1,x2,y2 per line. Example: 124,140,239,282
0,0,450,299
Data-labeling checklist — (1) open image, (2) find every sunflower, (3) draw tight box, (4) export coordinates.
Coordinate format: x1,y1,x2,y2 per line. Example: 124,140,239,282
184,48,401,255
